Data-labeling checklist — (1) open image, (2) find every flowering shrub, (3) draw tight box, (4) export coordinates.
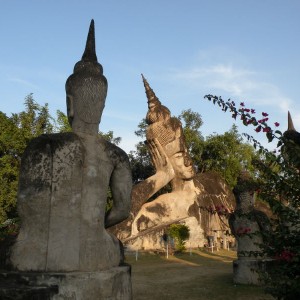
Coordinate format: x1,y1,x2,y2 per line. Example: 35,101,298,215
204,95,300,300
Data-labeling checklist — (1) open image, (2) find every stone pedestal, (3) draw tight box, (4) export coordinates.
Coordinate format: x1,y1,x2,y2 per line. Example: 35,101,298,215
233,259,269,285
0,266,132,300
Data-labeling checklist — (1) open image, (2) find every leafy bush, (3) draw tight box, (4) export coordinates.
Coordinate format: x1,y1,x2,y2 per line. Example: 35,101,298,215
168,224,190,252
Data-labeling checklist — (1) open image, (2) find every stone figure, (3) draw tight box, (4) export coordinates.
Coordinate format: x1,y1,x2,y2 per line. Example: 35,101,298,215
113,75,235,249
229,171,270,284
4,20,132,299
282,111,300,170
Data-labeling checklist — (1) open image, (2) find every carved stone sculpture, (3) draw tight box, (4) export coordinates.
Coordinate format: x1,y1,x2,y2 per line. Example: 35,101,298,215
282,111,300,170
114,75,235,250
2,20,132,299
229,171,270,284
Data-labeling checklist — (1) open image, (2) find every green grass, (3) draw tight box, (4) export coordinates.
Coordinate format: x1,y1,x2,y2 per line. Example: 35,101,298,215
125,249,274,300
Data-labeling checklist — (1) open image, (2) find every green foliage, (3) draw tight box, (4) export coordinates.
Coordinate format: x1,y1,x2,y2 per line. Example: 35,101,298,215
178,109,205,171
11,94,54,140
131,110,256,190
99,130,121,145
168,224,190,252
0,113,23,222
204,94,300,300
129,118,155,183
56,109,72,132
201,125,258,188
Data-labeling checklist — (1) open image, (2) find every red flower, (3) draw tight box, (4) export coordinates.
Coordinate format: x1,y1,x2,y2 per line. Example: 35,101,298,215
255,126,262,132
276,250,295,262
244,108,250,112
262,112,268,117
274,122,280,127
240,102,245,107
263,127,271,132
251,109,256,114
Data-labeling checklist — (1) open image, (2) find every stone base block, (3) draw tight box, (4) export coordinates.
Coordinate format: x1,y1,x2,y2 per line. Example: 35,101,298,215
0,265,132,300
233,259,268,285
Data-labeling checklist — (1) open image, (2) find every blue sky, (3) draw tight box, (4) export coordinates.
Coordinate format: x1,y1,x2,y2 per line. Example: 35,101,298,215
0,0,299,152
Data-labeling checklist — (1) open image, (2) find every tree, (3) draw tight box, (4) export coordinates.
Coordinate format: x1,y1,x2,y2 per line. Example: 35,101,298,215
204,95,300,300
0,113,24,222
201,125,257,188
129,118,154,183
178,109,205,171
56,109,71,132
0,95,55,223
168,224,190,252
11,94,54,141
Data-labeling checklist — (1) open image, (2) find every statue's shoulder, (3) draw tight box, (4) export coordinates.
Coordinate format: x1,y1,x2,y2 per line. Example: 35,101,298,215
102,140,129,166
23,132,83,157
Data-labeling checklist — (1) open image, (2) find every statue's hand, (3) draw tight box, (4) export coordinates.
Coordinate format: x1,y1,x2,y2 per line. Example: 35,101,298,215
146,138,175,179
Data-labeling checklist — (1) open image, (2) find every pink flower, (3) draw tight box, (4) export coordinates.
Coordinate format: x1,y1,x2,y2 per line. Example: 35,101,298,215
274,122,280,127
263,127,271,132
251,109,256,114
240,102,245,107
255,126,262,132
276,250,295,262
262,112,269,117
244,108,250,112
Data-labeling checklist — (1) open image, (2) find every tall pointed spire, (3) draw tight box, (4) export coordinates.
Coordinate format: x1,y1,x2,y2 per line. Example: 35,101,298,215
141,74,161,106
82,19,98,62
288,111,296,131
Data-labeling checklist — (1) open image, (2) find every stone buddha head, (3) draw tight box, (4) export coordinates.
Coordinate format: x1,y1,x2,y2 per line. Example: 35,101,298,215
142,75,195,180
65,20,107,133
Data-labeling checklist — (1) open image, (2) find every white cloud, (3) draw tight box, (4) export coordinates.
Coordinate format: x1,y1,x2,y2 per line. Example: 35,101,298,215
171,63,294,113
8,77,38,89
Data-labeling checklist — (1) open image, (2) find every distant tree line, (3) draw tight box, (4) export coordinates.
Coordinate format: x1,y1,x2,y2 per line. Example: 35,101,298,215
0,94,258,223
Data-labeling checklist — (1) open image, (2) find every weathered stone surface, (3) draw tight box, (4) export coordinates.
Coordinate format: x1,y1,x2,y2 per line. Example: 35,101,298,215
229,172,270,284
0,266,131,300
4,20,132,299
112,76,235,250
233,259,267,285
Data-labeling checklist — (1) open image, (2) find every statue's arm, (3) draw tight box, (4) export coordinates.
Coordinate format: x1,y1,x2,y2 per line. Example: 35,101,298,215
105,153,132,228
130,138,175,215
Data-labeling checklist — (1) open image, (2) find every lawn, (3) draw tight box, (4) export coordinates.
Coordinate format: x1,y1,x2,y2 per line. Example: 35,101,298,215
125,249,274,300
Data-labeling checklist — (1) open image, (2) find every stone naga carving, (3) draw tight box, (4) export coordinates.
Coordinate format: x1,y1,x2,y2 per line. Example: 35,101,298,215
10,20,132,273
121,76,235,249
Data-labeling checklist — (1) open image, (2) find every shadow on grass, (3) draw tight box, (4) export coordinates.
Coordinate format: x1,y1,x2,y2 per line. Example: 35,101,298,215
126,251,273,300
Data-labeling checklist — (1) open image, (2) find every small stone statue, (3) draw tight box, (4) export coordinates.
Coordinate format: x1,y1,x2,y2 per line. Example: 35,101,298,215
6,20,132,299
229,171,270,284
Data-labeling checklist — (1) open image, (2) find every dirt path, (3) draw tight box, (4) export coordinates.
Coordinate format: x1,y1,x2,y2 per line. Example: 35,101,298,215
125,249,274,300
